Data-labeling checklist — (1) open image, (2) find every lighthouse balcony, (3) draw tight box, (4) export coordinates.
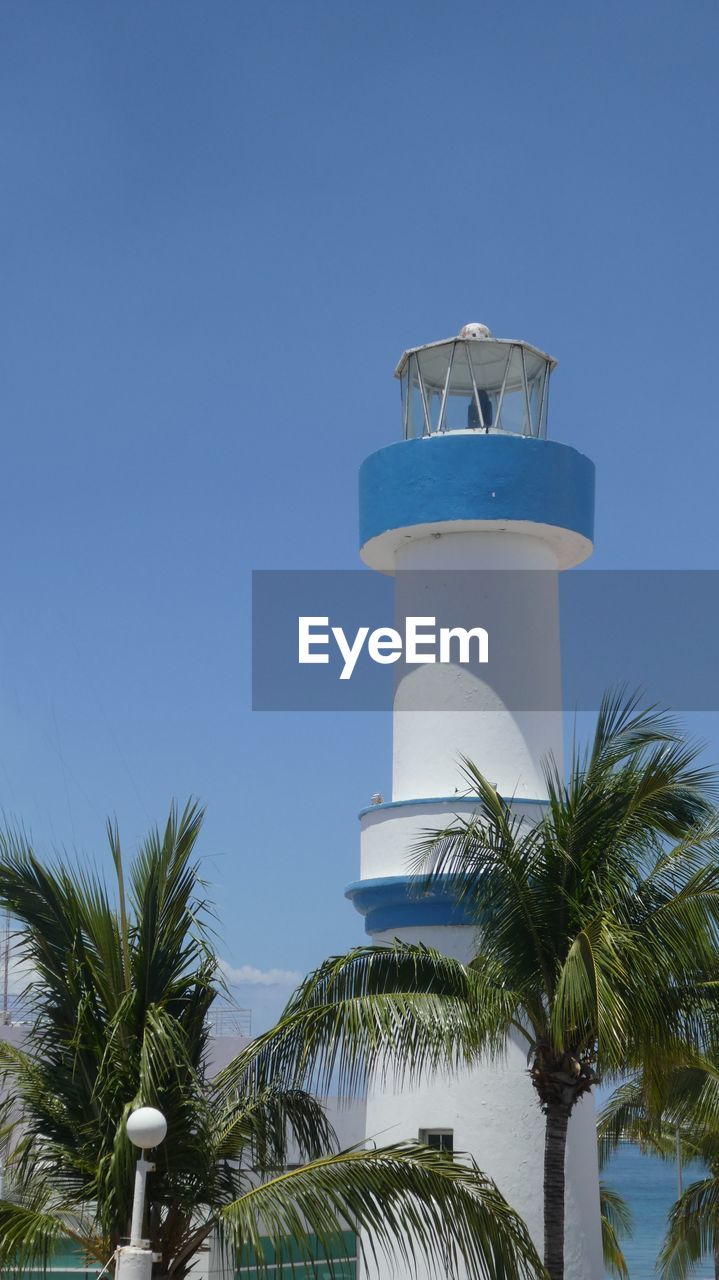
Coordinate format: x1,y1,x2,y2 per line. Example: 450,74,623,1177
348,795,547,935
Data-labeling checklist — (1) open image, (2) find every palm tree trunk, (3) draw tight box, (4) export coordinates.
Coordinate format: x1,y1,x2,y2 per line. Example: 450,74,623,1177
544,1101,570,1280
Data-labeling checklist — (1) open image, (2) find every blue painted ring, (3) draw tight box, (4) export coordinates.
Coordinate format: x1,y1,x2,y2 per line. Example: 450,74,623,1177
358,794,548,818
345,875,475,934
359,434,594,571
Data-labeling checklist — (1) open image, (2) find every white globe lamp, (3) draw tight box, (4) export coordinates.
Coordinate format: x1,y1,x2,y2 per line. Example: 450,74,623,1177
122,1105,168,1273
126,1107,167,1150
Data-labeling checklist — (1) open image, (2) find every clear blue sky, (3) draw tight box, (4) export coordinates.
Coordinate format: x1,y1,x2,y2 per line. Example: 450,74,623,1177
1,0,718,1028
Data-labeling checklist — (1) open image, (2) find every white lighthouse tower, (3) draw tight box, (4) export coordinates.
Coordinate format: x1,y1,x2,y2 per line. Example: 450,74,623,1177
345,324,603,1279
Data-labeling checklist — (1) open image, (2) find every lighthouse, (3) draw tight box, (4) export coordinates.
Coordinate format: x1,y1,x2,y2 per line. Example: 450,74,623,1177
345,324,603,1279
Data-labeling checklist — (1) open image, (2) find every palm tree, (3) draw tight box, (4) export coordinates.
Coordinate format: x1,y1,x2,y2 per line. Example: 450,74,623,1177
234,692,719,1280
600,1060,719,1278
0,801,544,1280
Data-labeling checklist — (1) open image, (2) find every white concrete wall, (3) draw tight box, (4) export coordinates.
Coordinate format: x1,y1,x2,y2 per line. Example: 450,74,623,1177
359,799,544,881
391,531,564,801
362,923,603,1280
357,522,603,1279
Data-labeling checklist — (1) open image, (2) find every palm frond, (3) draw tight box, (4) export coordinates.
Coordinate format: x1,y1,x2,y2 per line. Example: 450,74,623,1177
598,1077,669,1165
660,1176,719,1280
217,943,519,1100
220,1142,545,1280
600,1180,633,1280
0,1194,106,1271
212,1083,338,1169
551,915,633,1064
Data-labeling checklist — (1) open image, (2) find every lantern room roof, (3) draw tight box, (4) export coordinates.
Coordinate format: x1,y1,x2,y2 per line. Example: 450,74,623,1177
394,333,558,385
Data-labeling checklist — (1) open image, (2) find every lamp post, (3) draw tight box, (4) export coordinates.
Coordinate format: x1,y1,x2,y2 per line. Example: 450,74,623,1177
115,1107,167,1280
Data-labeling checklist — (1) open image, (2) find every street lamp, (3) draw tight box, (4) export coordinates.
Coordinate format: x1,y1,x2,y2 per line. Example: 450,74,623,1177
116,1107,167,1280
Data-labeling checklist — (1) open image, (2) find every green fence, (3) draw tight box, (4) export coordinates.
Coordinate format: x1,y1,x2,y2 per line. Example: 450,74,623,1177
1,1231,358,1280
237,1232,356,1279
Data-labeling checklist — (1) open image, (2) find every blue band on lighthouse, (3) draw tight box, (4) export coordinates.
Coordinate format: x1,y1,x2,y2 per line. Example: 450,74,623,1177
359,434,595,569
345,875,475,933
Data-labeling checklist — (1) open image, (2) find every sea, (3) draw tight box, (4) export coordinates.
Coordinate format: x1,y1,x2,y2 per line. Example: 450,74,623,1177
603,1143,713,1277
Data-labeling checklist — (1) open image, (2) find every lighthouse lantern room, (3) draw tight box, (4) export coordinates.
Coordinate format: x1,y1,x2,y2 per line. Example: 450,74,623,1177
398,322,555,439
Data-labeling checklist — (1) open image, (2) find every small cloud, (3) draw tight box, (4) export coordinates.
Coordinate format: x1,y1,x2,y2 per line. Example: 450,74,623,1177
219,959,302,989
